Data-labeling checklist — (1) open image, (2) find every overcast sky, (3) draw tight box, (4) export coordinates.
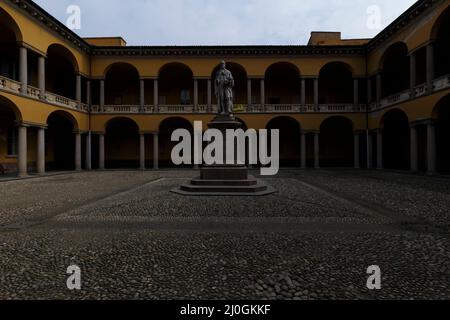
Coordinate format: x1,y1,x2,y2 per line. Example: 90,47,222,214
33,0,417,46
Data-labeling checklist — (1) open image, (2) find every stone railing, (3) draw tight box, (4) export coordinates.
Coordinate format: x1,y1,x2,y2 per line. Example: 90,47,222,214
0,75,21,94
433,74,450,91
0,75,87,112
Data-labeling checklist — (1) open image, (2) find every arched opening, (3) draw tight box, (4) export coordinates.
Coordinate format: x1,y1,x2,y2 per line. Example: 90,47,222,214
159,117,193,167
46,44,78,99
320,116,354,167
46,111,76,170
105,63,140,105
266,117,301,167
433,7,450,78
212,62,248,106
265,63,300,104
0,9,21,81
0,97,21,174
159,63,193,106
380,42,410,97
105,118,140,169
381,109,410,170
319,62,353,104
434,95,450,173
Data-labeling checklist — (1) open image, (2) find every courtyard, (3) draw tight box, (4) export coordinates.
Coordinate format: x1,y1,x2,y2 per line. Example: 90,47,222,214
0,169,449,300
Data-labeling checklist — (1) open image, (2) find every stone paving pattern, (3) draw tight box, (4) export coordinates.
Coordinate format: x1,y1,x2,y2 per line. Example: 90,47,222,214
0,169,449,300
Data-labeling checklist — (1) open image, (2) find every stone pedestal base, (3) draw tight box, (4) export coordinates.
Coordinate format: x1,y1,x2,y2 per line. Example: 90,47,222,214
172,114,276,196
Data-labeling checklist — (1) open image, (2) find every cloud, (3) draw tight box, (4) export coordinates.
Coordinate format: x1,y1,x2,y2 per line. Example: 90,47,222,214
33,0,417,45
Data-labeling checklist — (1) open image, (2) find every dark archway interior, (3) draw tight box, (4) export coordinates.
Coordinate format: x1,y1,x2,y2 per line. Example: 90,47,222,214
381,43,410,97
434,9,450,78
382,110,410,170
0,18,18,81
105,64,140,105
212,63,247,105
46,45,76,99
436,95,450,172
266,117,301,167
320,117,353,167
319,63,353,104
265,63,300,105
159,64,193,105
105,118,139,168
47,113,75,170
159,118,193,167
0,104,17,171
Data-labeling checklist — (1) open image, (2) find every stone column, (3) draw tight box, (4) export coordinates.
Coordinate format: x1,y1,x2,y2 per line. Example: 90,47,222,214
193,78,199,110
314,78,319,109
86,80,91,110
140,133,146,170
153,79,159,111
85,133,92,171
76,74,82,105
100,79,105,112
427,121,436,175
17,124,28,177
140,79,145,112
354,132,360,169
376,73,382,105
36,126,46,175
247,79,252,107
314,132,320,169
367,78,372,104
38,55,46,100
99,133,105,170
260,78,265,109
353,79,359,107
367,131,373,169
301,132,306,169
410,124,418,173
410,52,416,97
426,43,434,94
19,47,28,95
207,79,212,110
153,132,159,170
75,131,82,171
301,78,306,106
376,129,383,169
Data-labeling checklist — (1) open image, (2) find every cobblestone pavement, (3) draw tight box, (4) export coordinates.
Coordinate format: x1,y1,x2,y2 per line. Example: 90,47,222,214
0,169,449,300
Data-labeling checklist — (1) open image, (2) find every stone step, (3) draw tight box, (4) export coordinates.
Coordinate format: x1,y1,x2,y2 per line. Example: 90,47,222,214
190,178,258,186
180,183,268,193
200,166,248,180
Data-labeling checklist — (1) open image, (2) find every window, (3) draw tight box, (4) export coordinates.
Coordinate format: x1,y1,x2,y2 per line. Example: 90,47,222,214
7,127,17,156
180,90,190,105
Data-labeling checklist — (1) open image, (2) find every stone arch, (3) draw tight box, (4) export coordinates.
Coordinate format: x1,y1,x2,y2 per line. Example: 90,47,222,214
432,94,450,172
265,62,301,105
46,110,79,170
158,63,194,105
319,116,354,167
379,42,409,98
380,109,410,170
430,6,450,78
159,117,194,167
266,116,301,167
104,63,140,105
46,44,79,99
319,62,354,104
105,117,140,168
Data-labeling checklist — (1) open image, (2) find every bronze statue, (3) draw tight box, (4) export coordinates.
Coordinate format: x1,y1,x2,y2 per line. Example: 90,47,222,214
214,61,234,115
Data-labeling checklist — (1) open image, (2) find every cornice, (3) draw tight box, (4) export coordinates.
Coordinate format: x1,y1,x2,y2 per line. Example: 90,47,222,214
366,0,442,52
8,0,91,53
91,46,366,57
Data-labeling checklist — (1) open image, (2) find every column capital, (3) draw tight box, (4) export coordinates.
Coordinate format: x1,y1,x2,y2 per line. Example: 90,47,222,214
14,120,48,128
410,118,436,127
93,131,106,136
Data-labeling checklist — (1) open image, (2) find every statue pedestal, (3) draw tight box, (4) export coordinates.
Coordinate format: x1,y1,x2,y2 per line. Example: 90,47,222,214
172,114,276,196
